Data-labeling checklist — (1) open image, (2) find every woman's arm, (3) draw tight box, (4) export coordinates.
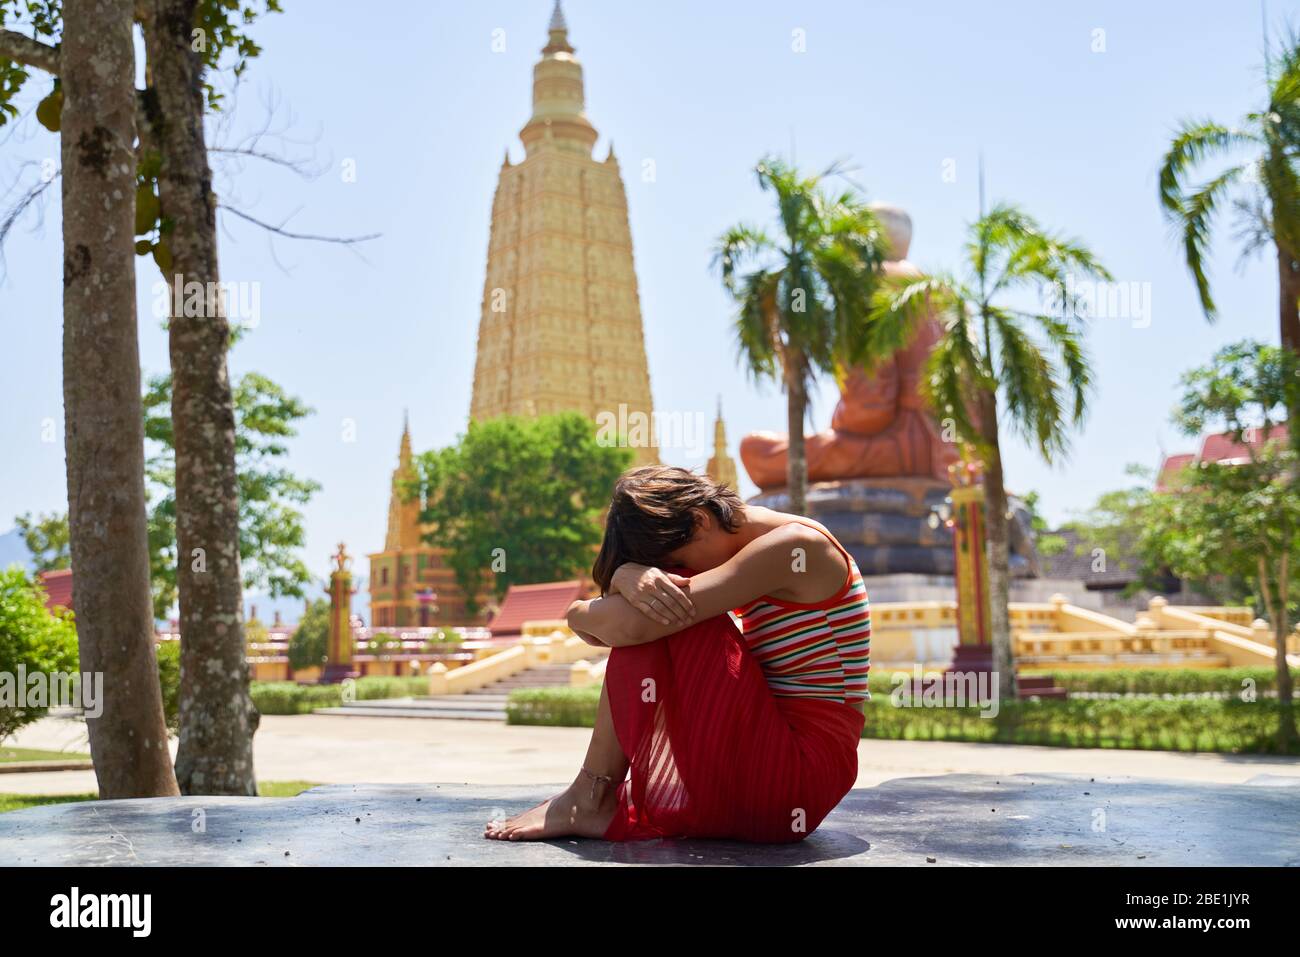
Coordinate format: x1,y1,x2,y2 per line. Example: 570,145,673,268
567,523,843,647
571,625,607,648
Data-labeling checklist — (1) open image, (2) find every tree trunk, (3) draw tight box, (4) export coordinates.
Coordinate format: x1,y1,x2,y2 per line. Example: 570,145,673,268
784,348,809,515
146,0,258,795
60,0,178,799
1277,243,1300,354
978,391,1017,698
1263,556,1294,748
1277,243,1300,462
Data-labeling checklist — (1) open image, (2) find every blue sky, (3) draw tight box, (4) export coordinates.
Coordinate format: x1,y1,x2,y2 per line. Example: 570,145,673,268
0,0,1293,593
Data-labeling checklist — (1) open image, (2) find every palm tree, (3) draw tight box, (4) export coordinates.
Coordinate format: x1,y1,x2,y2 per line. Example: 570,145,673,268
869,204,1110,694
713,157,889,514
1158,31,1300,424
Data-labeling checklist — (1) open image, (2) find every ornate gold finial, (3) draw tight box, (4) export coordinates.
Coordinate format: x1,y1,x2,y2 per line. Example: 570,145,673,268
948,449,984,487
333,542,351,572
549,0,566,33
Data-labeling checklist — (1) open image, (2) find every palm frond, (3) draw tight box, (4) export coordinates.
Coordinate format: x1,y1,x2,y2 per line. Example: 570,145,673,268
990,307,1069,462
731,270,781,383
1175,166,1246,319
1158,121,1258,216
920,325,982,451
867,272,966,361
1032,313,1092,423
712,223,775,294
967,202,1039,285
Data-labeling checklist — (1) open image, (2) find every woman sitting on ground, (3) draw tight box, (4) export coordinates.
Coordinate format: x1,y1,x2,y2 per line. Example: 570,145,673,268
484,465,871,843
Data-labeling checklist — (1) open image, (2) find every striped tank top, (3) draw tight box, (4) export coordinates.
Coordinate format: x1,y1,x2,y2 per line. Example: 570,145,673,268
732,520,871,704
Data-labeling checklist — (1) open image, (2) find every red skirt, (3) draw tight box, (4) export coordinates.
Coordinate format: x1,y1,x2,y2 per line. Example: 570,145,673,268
602,612,865,843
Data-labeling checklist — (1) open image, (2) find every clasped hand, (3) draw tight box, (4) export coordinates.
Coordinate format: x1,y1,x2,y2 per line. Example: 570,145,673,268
610,562,696,627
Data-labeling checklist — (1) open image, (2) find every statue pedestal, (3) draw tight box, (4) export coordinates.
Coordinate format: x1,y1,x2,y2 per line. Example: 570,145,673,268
749,477,1039,578
750,477,956,576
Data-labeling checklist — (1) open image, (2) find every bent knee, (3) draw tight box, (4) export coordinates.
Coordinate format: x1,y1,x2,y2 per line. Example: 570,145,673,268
665,613,742,642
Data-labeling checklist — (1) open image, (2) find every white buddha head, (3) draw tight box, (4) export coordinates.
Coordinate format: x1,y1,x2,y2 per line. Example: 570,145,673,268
868,203,912,261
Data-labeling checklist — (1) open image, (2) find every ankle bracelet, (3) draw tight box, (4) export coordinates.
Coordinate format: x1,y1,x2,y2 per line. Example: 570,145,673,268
580,765,616,802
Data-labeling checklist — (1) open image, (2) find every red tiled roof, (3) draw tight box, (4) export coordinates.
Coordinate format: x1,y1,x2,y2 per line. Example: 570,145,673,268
1157,424,1290,491
1154,453,1195,492
1199,423,1287,464
488,580,583,638
38,568,74,612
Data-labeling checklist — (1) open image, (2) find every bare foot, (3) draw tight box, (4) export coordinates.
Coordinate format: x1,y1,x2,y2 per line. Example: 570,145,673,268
484,771,620,842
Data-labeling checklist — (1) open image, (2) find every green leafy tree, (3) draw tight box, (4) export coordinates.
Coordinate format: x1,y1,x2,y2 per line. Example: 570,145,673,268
1064,473,1243,602
155,639,182,735
288,599,329,672
0,567,79,742
414,413,632,614
1158,30,1300,440
1137,340,1299,749
12,512,70,572
869,203,1110,694
714,156,890,513
142,370,319,620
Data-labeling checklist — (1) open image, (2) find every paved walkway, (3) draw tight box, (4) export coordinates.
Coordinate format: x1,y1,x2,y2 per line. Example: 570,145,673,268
4,714,1298,795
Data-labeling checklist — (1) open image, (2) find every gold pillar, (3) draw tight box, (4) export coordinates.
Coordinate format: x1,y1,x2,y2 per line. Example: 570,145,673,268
323,542,359,683
948,458,992,650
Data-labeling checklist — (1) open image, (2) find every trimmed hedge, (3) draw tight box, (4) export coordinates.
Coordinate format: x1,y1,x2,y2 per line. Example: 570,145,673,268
352,676,430,700
865,696,1296,754
507,687,602,727
248,674,434,716
1032,667,1298,696
250,682,343,715
505,685,1299,754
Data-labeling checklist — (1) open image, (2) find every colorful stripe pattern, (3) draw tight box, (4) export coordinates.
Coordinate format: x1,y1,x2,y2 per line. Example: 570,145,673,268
734,527,872,704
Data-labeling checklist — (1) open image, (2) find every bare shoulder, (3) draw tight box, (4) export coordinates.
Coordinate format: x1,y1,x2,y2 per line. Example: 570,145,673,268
739,517,813,556
762,514,838,554
753,519,846,601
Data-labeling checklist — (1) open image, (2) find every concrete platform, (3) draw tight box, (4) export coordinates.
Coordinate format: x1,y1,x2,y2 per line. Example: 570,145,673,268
1,772,1297,866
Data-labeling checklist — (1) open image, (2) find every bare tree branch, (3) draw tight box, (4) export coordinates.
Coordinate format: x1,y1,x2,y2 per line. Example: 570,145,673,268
0,29,60,75
207,86,330,183
208,146,323,180
217,203,378,245
0,165,58,277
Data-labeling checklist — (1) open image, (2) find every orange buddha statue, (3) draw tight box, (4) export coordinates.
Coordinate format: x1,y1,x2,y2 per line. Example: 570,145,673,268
740,205,959,489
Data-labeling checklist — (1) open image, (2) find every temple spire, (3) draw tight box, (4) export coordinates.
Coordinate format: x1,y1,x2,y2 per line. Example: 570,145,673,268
520,0,595,155
706,397,739,491
398,409,412,466
385,415,420,551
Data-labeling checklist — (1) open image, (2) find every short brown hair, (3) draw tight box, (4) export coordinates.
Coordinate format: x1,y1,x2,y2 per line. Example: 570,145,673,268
592,465,744,594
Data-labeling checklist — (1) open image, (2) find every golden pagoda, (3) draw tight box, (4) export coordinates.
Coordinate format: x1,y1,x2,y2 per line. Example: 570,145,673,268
469,1,656,463
367,415,483,627
705,397,739,491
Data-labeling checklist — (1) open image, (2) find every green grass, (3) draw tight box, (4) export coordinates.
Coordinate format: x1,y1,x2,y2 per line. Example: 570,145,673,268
0,792,96,814
257,780,320,798
0,780,321,814
0,747,91,763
